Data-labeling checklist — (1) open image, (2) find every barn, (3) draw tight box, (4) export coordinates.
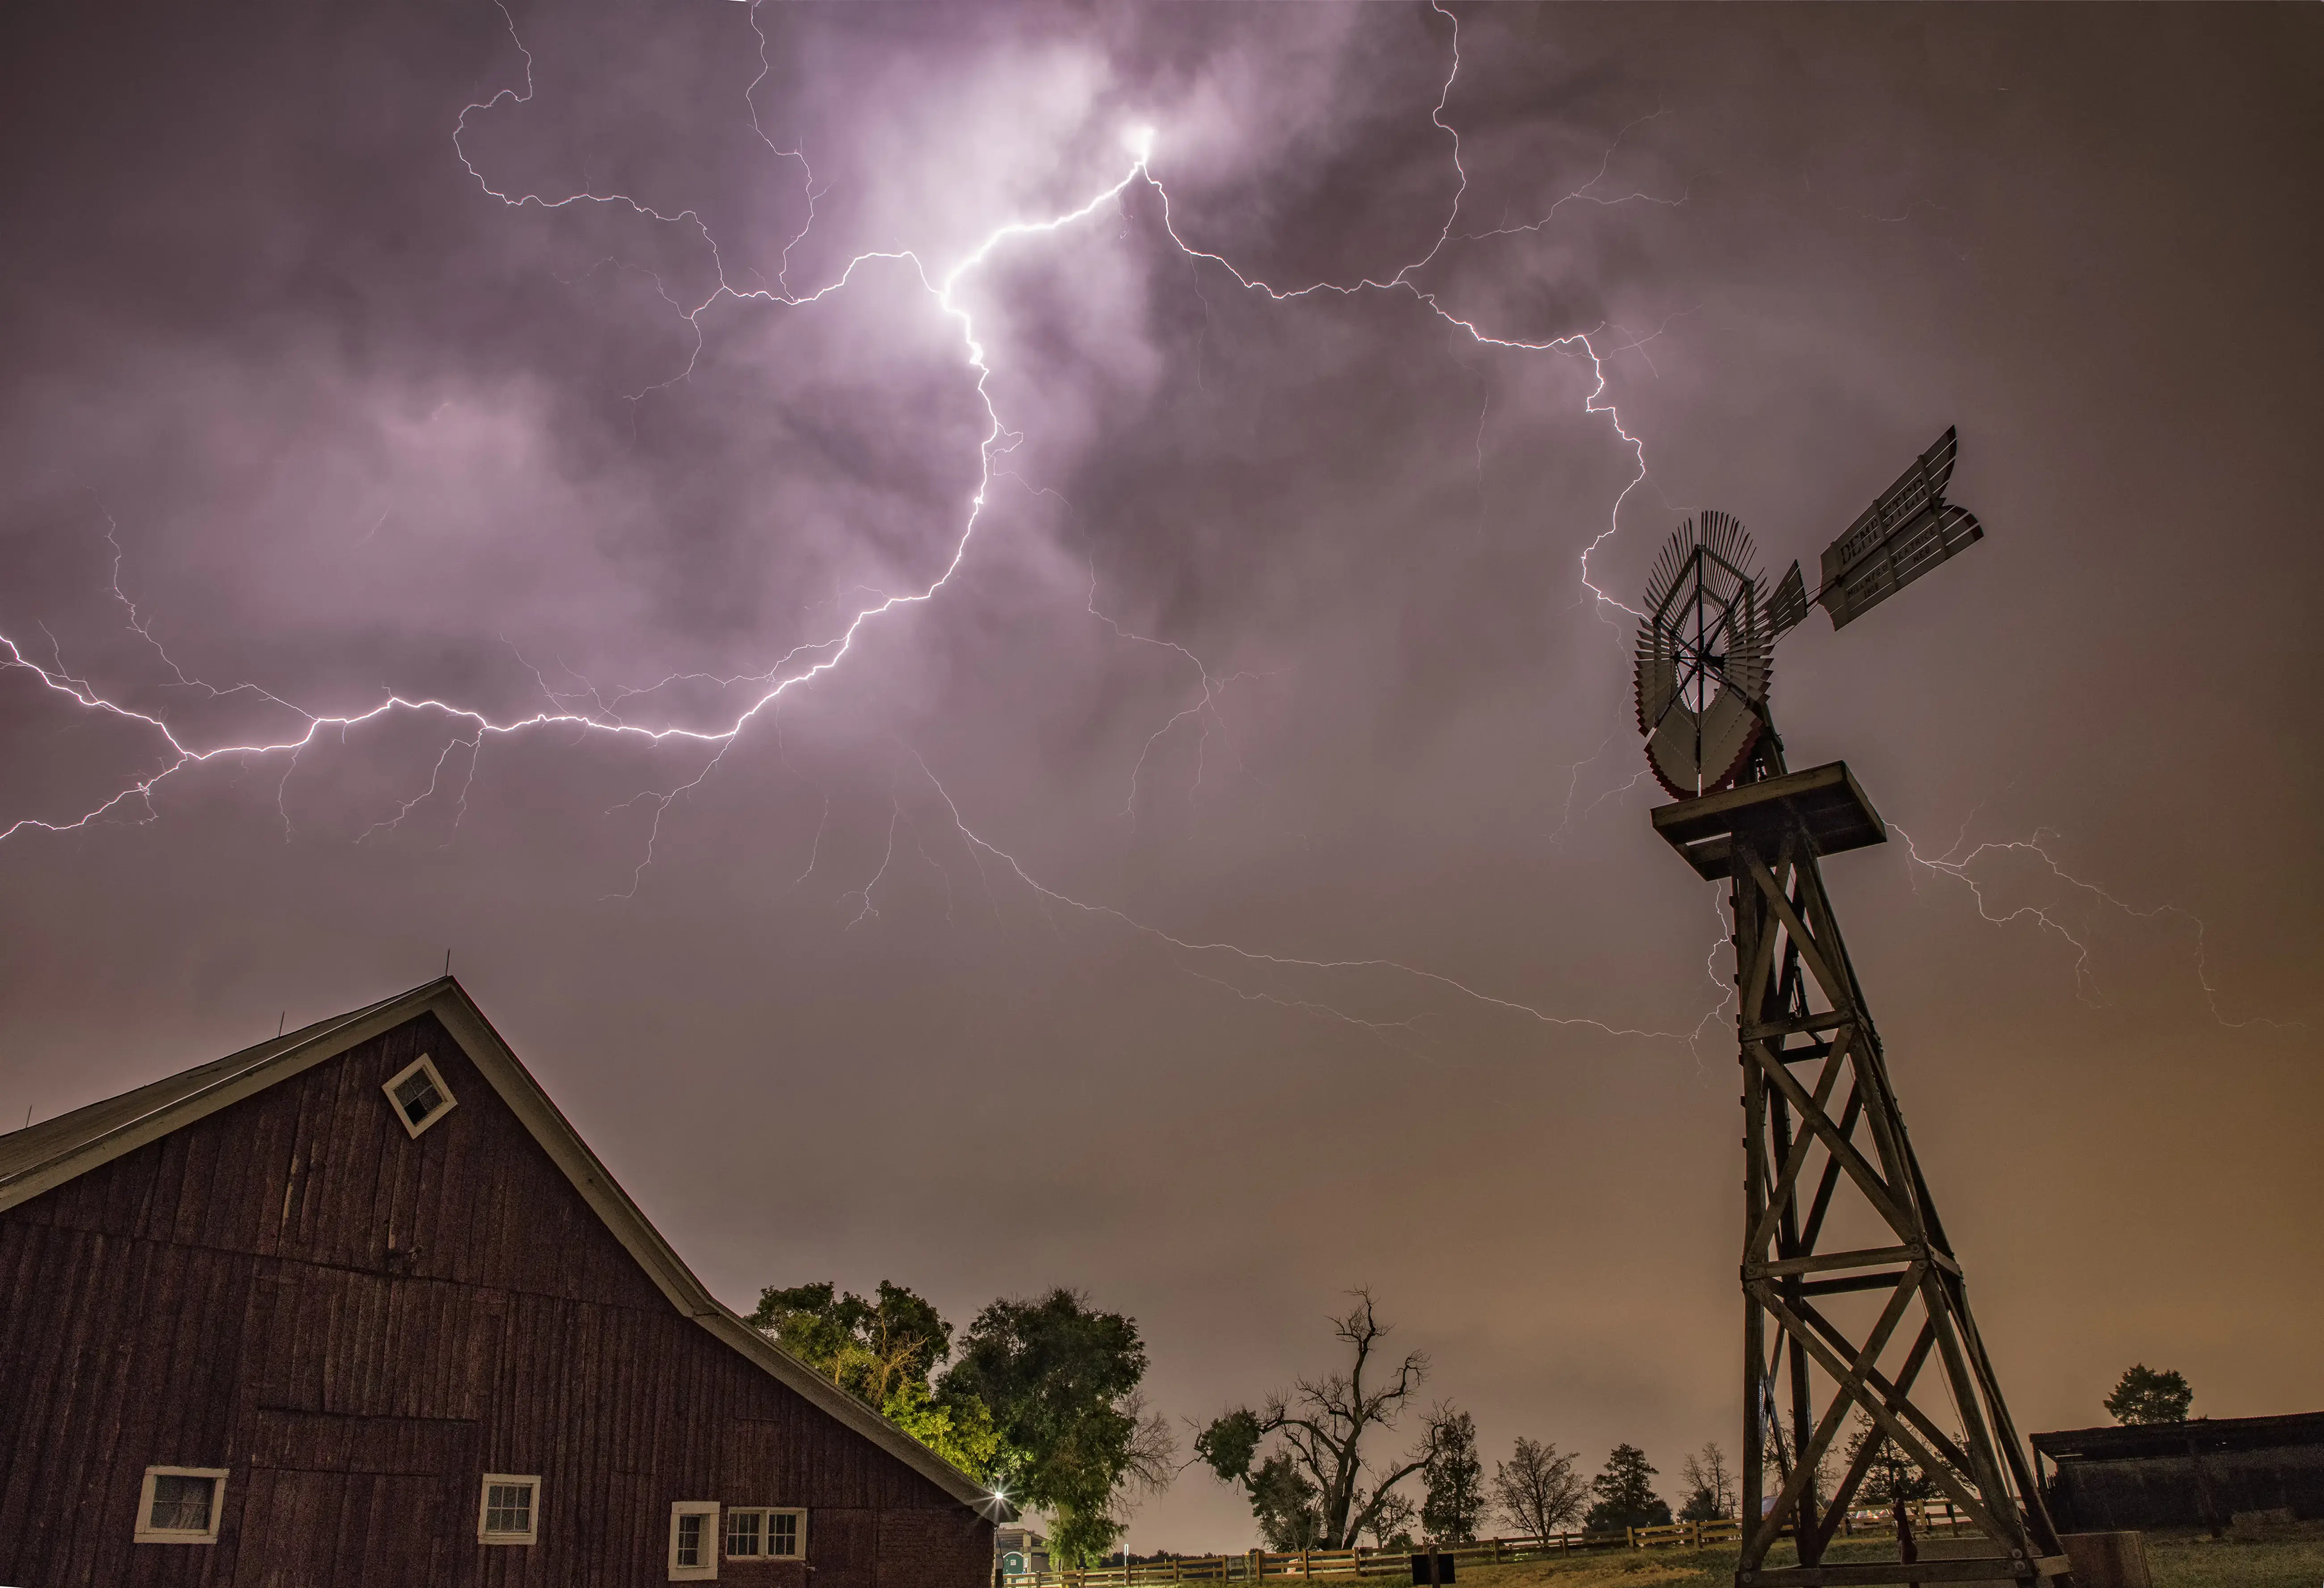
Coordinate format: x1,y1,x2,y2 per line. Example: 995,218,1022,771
0,977,1002,1586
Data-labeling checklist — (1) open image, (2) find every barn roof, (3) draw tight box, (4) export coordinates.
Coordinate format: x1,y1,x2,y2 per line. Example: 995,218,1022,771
0,977,1007,1517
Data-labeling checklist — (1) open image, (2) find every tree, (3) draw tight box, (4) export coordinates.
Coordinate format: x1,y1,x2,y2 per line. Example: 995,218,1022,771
749,1280,952,1410
1838,1416,1955,1567
939,1288,1162,1567
1196,1290,1449,1550
882,1372,1006,1478
1583,1444,1671,1533
749,1281,1006,1481
1839,1421,1939,1510
1677,1442,1735,1522
1491,1437,1586,1540
1366,1490,1419,1550
1246,1452,1327,1550
1421,1407,1485,1545
2105,1365,2193,1425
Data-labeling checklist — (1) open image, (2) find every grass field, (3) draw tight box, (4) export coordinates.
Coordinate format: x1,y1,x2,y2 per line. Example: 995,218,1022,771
1394,1527,2324,1588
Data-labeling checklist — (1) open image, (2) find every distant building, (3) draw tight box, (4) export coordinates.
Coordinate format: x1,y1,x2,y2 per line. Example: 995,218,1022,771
996,1525,1050,1576
0,978,1005,1585
2033,1412,2324,1531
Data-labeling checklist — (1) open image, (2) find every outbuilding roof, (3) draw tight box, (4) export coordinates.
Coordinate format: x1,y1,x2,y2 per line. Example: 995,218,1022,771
2031,1412,2324,1463
0,977,1008,1517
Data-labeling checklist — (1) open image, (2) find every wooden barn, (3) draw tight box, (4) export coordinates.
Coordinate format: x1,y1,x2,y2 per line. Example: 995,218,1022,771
0,978,1002,1586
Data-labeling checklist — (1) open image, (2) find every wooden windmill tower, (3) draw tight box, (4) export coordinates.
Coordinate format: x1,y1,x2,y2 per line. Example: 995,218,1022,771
1634,431,2072,1586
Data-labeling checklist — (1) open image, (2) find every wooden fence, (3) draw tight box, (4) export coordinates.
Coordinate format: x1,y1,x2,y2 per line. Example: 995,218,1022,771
1001,1519,1741,1584
1002,1502,1972,1585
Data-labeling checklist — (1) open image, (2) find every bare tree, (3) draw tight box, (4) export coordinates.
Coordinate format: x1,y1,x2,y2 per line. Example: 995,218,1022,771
1196,1289,1445,1549
1679,1442,1736,1521
1490,1437,1586,1540
1114,1389,1179,1515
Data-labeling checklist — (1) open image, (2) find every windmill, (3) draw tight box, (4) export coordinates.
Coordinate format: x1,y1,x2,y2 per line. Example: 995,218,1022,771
1634,430,2072,1586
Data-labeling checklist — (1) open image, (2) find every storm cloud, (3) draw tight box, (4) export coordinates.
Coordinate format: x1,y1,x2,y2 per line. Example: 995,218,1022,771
3,0,2318,1550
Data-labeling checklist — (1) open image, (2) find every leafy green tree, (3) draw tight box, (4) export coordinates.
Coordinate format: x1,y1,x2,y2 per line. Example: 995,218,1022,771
1583,1444,1671,1533
883,1373,1006,1478
749,1280,953,1409
2104,1365,2193,1425
940,1288,1162,1567
1421,1408,1485,1545
748,1281,1006,1480
1196,1290,1451,1550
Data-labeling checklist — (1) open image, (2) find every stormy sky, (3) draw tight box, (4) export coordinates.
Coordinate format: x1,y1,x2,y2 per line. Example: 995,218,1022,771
3,0,2319,1550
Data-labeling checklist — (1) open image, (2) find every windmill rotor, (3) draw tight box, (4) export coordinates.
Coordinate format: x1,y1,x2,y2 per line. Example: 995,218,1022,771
1634,510,1775,799
1632,427,1987,802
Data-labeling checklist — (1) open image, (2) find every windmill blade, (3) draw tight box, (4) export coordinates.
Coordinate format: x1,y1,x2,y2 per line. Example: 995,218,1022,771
1766,560,1808,640
1816,426,1985,630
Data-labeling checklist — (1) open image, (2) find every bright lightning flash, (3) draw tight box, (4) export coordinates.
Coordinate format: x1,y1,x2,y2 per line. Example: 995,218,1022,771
0,4,1751,1048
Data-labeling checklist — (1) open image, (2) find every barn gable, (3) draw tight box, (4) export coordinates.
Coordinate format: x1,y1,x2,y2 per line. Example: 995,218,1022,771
0,979,997,1587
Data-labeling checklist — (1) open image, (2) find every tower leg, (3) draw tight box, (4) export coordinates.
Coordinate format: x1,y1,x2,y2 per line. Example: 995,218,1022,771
1712,784,2066,1587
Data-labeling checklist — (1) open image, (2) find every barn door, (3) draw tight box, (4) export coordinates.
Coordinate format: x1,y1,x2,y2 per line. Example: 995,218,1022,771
878,1508,987,1588
236,1409,476,1587
811,1507,877,1588
235,1467,457,1588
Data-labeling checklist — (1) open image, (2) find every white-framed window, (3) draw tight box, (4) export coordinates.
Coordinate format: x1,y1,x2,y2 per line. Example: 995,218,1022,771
382,1053,456,1137
478,1474,540,1544
134,1466,227,1543
670,1500,721,1580
724,1506,805,1559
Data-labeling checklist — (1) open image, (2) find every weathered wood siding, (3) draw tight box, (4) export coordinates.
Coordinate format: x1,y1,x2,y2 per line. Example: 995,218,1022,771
0,1012,990,1588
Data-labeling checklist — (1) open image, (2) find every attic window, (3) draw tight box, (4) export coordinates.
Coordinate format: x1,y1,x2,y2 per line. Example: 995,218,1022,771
382,1054,455,1138
134,1467,227,1543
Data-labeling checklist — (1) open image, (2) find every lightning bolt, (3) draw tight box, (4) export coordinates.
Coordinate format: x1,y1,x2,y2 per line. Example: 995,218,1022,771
1892,821,2286,1030
1,1,1723,1050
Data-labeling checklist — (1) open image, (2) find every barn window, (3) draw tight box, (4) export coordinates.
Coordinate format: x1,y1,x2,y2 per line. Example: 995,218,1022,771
382,1053,456,1138
724,1507,805,1559
670,1500,720,1580
478,1474,540,1544
768,1509,804,1558
724,1508,762,1557
134,1467,227,1543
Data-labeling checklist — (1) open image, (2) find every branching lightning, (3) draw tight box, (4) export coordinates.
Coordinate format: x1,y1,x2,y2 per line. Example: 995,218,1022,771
16,0,2205,1060
1891,821,2286,1030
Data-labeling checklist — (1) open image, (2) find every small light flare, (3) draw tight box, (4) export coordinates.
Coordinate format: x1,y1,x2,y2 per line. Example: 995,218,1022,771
1121,123,1156,164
